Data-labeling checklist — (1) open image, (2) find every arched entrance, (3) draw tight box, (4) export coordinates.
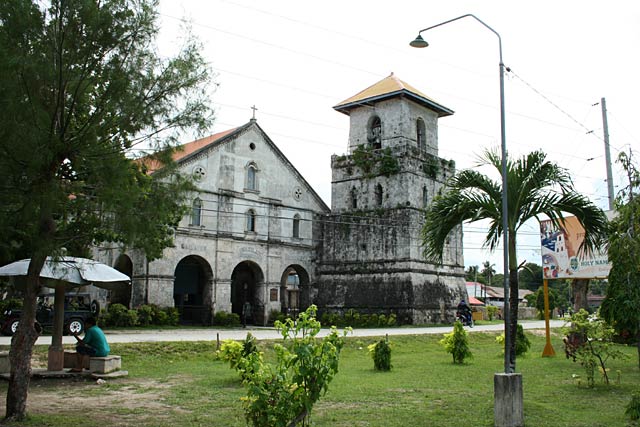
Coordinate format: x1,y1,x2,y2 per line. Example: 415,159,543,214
280,265,311,318
231,261,264,325
112,254,133,308
174,256,213,325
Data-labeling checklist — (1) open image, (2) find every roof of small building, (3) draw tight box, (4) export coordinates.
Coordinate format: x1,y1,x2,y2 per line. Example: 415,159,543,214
333,72,453,117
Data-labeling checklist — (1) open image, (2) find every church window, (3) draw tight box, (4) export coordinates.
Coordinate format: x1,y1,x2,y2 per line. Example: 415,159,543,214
375,184,383,206
422,186,428,207
246,209,256,232
417,118,426,151
367,116,382,150
350,187,358,209
191,198,202,226
246,163,258,191
293,214,301,238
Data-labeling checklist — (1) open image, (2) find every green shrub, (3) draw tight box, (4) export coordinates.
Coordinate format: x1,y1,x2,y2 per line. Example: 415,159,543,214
0,298,23,317
105,303,138,327
368,336,392,371
213,311,240,327
487,305,499,321
496,324,531,356
440,320,472,364
137,305,154,326
626,391,640,421
164,307,180,326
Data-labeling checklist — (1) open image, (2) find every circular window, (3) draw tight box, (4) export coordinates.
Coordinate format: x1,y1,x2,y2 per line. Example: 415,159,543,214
249,143,256,150
193,166,206,178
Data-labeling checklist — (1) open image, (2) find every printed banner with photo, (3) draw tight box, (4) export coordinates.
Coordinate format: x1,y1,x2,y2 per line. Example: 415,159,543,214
540,215,611,279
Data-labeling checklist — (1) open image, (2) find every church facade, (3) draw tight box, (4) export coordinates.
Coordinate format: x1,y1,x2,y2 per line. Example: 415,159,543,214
94,74,467,325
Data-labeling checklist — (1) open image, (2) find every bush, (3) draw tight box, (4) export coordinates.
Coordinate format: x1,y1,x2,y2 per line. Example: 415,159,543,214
626,392,640,421
320,310,397,328
164,306,180,326
368,336,392,371
213,311,241,327
440,320,472,364
487,305,499,321
137,305,154,326
104,303,138,327
496,324,531,356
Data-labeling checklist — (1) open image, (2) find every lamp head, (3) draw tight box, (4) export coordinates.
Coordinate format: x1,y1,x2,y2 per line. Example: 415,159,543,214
409,34,428,48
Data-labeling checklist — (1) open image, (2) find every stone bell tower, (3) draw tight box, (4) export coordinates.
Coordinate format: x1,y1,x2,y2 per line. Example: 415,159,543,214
314,73,467,324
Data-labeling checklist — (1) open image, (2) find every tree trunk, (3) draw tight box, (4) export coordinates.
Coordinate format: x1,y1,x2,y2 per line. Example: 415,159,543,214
4,255,45,421
508,267,519,373
572,279,590,312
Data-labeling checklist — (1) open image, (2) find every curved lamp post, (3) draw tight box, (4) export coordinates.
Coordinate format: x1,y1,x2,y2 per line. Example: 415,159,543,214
410,14,512,375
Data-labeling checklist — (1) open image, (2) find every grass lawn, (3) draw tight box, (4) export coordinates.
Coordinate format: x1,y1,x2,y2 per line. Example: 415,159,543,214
0,329,638,426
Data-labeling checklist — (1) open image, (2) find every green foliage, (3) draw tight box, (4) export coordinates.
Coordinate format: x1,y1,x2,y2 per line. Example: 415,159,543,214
601,152,640,352
496,324,531,356
103,303,138,327
626,391,640,421
486,305,499,321
422,148,608,369
350,145,399,178
440,321,472,364
137,305,154,326
220,305,349,427
531,287,558,319
563,309,627,387
368,336,392,371
213,311,241,327
0,298,23,317
518,262,543,291
320,310,396,328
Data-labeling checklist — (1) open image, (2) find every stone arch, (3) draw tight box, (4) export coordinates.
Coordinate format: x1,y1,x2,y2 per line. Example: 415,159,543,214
231,261,265,325
279,265,311,318
112,254,133,308
367,115,382,149
173,255,213,324
245,161,259,191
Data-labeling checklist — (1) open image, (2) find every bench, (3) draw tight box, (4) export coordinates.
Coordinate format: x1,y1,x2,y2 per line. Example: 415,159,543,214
63,351,121,374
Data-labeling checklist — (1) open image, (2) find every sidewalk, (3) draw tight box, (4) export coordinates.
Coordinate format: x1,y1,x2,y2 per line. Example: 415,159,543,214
0,319,566,346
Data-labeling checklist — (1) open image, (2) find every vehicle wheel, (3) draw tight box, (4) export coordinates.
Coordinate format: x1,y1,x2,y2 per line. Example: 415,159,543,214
8,319,19,336
90,300,100,315
67,318,84,335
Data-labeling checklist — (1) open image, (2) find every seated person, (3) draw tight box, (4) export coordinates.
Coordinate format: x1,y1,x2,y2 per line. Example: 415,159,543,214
70,316,109,372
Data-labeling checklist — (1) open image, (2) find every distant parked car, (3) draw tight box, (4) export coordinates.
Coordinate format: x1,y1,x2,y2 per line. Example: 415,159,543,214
2,293,98,336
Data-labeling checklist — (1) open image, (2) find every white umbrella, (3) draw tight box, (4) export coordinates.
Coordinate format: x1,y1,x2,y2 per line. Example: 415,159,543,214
0,256,130,371
0,256,130,289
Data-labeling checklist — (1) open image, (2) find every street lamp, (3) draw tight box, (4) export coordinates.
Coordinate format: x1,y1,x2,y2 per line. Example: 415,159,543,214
410,14,512,374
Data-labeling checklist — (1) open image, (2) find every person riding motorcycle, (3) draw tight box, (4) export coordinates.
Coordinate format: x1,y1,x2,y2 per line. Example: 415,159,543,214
456,299,472,325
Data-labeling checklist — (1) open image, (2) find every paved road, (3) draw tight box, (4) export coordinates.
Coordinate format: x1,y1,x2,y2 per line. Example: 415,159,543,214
0,319,566,346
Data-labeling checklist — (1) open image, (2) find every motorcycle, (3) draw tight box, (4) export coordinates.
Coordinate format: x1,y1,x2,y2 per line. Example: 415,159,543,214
455,310,474,327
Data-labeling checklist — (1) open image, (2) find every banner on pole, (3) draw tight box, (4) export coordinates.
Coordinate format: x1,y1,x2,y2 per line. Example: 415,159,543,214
540,214,611,279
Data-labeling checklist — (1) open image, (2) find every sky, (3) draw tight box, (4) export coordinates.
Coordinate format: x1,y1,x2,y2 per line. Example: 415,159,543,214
157,0,640,274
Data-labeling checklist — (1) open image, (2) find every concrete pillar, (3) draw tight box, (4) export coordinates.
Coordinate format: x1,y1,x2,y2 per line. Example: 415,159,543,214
494,373,524,427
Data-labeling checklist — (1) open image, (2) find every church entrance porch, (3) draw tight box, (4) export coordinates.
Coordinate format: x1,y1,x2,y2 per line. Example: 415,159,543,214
279,265,311,319
173,256,213,325
231,261,264,325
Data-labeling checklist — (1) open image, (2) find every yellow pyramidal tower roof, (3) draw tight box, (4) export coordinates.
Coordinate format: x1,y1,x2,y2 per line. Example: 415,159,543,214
334,72,453,117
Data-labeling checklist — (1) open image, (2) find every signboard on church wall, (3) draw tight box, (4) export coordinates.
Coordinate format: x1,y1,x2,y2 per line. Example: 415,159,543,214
539,214,611,279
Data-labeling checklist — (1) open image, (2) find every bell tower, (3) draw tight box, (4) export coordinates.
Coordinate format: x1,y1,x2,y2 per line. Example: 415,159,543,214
315,73,467,325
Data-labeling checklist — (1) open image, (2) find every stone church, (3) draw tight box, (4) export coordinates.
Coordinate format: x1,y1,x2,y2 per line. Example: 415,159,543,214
95,73,467,325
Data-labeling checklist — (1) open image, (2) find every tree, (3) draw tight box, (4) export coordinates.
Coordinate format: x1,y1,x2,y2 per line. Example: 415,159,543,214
0,0,212,420
481,261,496,286
465,265,484,283
600,150,640,368
518,262,543,291
422,149,608,372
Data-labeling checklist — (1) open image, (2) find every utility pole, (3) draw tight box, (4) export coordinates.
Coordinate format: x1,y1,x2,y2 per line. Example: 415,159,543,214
601,97,615,210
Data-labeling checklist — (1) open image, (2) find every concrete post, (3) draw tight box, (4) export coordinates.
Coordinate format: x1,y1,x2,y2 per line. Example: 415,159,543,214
494,373,524,427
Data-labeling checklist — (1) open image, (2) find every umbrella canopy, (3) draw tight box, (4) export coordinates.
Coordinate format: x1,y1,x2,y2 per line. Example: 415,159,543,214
0,256,130,290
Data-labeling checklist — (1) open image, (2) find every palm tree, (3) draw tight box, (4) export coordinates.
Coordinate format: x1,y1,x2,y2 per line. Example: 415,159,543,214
422,149,608,371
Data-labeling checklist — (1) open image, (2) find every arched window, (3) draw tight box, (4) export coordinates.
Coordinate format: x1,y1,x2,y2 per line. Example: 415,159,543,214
375,184,383,206
292,214,301,238
417,118,426,151
246,163,258,191
368,116,382,150
191,198,202,226
350,187,358,209
422,186,428,208
246,209,256,232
